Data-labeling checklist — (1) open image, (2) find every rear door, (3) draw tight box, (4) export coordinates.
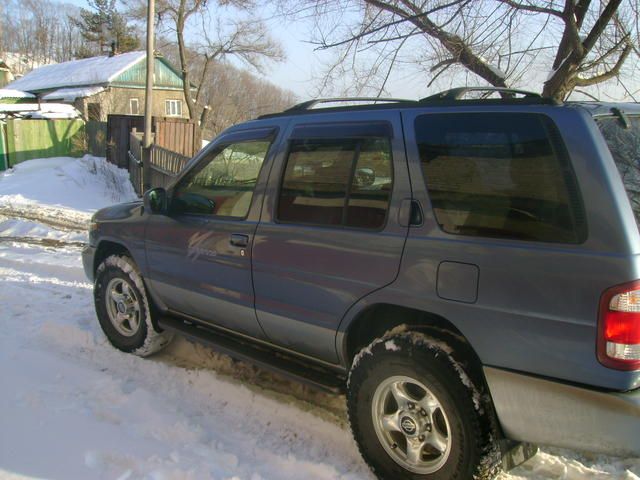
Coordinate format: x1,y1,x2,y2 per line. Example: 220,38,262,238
144,127,279,339
252,111,410,363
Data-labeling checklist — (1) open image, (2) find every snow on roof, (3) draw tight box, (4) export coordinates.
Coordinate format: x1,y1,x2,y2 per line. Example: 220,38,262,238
6,51,145,92
42,86,105,102
0,103,80,119
0,88,35,99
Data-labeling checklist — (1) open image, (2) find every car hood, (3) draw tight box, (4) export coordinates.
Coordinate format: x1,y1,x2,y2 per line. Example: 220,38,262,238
92,201,144,223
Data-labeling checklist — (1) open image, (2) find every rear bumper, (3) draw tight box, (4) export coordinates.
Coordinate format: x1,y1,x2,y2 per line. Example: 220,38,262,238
485,367,640,457
82,245,96,283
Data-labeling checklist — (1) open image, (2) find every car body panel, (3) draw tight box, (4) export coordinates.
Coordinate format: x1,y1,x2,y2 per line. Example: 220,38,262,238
251,110,411,363
85,100,640,457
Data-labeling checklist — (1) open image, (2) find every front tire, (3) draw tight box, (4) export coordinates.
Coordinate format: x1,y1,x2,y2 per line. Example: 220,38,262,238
347,332,501,480
94,254,173,357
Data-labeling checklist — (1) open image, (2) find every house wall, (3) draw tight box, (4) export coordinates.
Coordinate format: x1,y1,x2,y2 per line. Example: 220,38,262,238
73,86,188,121
0,68,13,88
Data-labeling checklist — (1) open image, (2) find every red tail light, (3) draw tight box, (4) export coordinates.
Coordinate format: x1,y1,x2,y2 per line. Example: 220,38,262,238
598,280,640,371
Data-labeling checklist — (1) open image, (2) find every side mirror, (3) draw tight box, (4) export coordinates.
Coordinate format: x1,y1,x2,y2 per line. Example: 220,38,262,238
143,187,167,214
354,167,375,187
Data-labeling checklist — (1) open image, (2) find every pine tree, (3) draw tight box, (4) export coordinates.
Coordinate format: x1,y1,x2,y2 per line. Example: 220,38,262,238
70,0,139,57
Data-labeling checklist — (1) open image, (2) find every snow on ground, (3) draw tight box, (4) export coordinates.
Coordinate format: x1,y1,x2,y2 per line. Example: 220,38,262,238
0,155,137,218
0,157,639,480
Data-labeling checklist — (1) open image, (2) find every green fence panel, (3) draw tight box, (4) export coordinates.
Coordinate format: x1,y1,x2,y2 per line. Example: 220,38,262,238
6,119,85,165
0,121,7,171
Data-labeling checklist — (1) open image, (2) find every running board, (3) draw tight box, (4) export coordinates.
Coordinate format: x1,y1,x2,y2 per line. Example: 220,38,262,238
157,315,346,394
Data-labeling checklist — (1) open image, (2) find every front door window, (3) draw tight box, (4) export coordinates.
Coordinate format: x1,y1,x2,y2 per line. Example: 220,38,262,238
171,140,271,218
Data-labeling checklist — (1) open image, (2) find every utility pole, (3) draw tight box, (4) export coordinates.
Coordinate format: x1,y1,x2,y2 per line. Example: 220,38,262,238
142,0,155,192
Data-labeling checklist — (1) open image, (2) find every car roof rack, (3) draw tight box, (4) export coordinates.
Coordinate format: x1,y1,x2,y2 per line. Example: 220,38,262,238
420,87,560,104
284,97,417,112
258,88,561,119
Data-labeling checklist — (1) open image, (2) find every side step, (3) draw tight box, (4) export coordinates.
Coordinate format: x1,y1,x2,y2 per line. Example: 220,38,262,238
157,315,346,394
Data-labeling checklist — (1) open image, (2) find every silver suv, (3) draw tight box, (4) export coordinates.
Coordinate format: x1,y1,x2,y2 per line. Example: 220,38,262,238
83,88,640,480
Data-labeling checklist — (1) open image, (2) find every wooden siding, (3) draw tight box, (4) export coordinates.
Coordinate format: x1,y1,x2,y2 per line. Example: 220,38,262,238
112,57,184,89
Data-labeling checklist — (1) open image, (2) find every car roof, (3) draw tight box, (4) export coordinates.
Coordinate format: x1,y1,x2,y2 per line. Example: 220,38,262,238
257,88,638,121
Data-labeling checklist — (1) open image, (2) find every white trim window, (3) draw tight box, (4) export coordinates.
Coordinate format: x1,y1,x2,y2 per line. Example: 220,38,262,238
130,98,140,115
165,99,182,117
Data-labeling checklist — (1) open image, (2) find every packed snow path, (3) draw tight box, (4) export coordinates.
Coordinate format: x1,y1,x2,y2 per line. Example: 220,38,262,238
0,157,638,479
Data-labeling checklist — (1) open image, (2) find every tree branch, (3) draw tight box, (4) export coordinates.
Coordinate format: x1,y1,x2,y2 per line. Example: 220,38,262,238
574,43,632,86
495,0,563,18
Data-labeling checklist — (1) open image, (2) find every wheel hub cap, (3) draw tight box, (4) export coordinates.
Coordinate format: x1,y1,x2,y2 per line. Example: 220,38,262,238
105,277,141,337
400,415,418,436
371,375,452,474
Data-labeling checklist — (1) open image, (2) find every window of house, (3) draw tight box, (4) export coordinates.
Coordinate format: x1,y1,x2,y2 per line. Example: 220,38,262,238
415,113,585,243
277,137,393,229
130,98,139,115
88,103,101,121
165,99,182,117
171,140,271,217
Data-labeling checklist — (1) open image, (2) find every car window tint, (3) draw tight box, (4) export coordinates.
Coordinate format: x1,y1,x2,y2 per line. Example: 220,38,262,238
596,115,640,229
171,140,270,217
347,138,393,229
416,113,585,243
278,137,393,229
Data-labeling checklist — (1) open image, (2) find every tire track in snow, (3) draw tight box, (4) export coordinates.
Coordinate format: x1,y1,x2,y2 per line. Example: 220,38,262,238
0,204,89,232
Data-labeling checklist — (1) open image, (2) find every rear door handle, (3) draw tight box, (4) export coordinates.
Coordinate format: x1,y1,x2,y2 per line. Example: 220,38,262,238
230,233,249,248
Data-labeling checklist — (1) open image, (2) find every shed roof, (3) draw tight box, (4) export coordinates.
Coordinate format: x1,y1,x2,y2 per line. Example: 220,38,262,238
7,51,146,92
42,86,105,102
0,88,35,99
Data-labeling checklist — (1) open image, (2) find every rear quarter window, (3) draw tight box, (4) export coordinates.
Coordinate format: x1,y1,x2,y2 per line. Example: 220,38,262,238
595,114,640,228
415,112,586,243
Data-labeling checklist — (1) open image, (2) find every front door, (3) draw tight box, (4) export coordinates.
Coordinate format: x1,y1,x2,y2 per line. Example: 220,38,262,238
145,128,277,339
252,112,411,363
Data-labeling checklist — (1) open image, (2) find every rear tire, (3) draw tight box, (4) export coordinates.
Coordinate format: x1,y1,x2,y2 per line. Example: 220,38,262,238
94,254,173,357
347,331,501,480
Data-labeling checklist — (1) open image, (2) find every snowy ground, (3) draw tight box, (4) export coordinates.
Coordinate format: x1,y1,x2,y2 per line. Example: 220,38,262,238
1,157,638,480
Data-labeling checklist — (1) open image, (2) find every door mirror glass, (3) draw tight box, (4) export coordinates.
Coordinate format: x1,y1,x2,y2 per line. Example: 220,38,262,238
143,187,167,214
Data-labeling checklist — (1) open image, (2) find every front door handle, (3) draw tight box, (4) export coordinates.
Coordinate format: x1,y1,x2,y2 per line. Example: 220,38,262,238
230,233,249,248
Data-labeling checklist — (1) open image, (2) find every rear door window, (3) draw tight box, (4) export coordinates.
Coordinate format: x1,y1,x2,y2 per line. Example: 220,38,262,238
595,115,640,228
415,112,586,243
278,137,393,229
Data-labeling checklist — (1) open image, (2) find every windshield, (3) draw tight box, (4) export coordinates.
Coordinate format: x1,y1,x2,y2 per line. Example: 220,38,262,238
596,114,640,228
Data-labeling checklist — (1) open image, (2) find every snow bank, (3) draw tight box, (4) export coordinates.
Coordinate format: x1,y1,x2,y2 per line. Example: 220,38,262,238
0,155,137,222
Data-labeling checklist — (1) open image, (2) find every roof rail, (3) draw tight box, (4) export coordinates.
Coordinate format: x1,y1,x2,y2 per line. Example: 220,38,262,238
284,97,416,112
420,87,544,102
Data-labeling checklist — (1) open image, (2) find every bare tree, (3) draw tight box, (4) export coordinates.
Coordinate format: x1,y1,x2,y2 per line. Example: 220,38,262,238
128,0,284,124
0,0,85,68
199,61,296,137
295,0,638,100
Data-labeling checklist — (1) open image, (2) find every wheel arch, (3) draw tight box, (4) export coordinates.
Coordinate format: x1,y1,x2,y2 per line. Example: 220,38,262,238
337,302,504,438
93,239,135,276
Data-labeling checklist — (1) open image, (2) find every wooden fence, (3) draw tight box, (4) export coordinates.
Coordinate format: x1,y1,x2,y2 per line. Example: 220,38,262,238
154,118,201,157
128,131,144,195
128,130,190,196
2,119,84,167
108,115,200,169
107,115,145,168
86,120,107,157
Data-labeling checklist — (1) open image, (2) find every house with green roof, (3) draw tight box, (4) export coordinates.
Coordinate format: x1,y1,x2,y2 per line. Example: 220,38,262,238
6,51,189,121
